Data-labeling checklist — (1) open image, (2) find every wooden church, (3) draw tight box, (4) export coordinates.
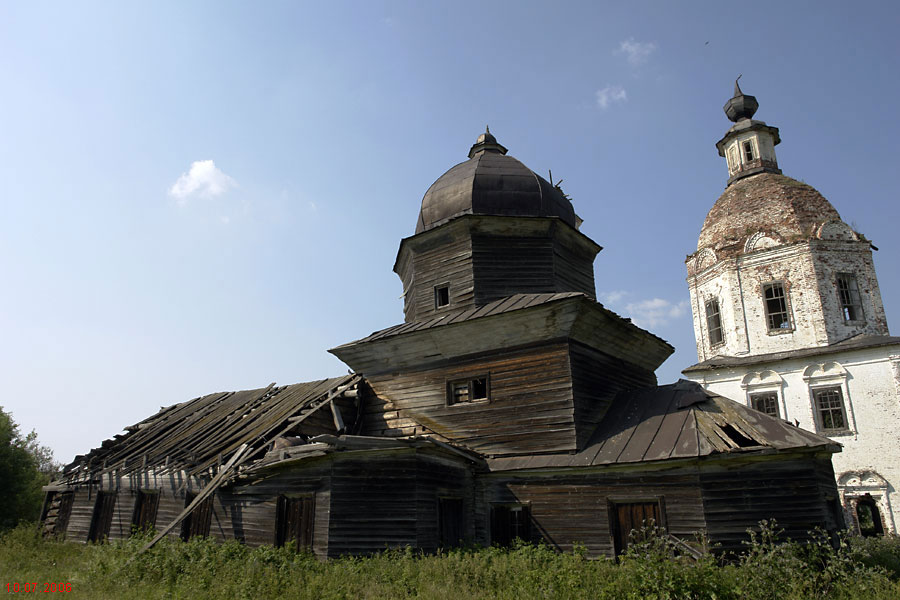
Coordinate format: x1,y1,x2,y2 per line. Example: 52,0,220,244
42,127,845,558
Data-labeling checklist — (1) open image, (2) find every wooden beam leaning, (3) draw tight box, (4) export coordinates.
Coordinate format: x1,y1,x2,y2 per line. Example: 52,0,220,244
134,442,250,556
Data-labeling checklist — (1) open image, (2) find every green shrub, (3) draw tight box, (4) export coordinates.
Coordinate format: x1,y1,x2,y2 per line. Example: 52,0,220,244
3,521,900,600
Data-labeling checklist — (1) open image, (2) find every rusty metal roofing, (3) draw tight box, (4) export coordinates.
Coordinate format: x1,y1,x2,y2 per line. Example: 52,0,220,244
486,380,839,472
683,334,900,373
62,374,359,481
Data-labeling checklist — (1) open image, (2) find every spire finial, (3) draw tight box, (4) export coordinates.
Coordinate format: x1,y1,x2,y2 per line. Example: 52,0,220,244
734,74,743,97
486,124,490,134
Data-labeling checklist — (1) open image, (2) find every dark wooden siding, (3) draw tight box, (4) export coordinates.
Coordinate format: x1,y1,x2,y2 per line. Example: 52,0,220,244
471,235,556,304
415,454,474,552
568,342,658,450
477,467,705,557
328,452,419,557
552,239,596,301
700,455,836,554
361,343,577,455
401,234,475,323
223,461,332,556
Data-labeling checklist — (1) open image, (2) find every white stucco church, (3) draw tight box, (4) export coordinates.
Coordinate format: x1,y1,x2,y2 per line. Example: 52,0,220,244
684,80,900,535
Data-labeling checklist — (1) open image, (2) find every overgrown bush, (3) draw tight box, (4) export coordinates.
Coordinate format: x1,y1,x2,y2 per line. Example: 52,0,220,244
2,522,899,599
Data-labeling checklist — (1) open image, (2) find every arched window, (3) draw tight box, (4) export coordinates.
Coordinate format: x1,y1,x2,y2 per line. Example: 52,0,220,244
856,496,884,537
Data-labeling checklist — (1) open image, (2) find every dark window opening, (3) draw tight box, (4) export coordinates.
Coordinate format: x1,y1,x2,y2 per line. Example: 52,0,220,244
131,490,159,534
750,392,780,418
610,500,663,557
447,376,490,405
88,491,116,543
491,504,531,546
434,284,450,309
743,140,755,161
275,495,315,552
814,386,848,432
856,496,884,537
763,283,791,331
705,299,724,346
837,273,864,322
180,492,213,541
438,497,464,548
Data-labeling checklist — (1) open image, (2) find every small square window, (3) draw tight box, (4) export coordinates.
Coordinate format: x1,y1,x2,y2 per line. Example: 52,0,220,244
814,386,849,433
705,299,724,346
750,391,780,418
836,273,864,322
447,376,490,405
762,282,791,331
434,284,450,309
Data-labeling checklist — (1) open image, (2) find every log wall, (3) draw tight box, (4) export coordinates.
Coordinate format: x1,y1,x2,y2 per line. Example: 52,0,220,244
361,342,577,455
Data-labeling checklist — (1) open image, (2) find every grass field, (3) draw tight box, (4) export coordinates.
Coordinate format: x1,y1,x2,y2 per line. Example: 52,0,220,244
2,523,899,599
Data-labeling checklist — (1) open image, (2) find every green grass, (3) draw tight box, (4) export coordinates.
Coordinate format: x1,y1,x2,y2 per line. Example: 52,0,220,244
2,524,899,600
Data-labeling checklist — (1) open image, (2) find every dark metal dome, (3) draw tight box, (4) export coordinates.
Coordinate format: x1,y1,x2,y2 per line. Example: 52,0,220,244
415,129,577,234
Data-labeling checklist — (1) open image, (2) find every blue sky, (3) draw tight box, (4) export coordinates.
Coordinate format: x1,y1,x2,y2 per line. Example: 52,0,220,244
2,1,898,462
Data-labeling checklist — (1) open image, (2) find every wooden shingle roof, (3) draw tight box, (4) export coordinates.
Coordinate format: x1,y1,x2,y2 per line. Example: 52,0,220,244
62,374,359,481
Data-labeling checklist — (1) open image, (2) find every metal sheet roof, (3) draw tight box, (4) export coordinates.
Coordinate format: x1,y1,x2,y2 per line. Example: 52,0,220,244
487,380,839,472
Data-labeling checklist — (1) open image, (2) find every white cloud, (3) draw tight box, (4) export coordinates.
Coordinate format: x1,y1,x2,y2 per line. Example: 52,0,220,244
169,160,238,203
616,38,657,66
624,298,690,329
599,291,689,328
596,85,627,110
600,290,629,304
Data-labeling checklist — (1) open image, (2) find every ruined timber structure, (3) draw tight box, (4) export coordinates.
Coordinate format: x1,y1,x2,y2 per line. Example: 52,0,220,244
684,81,900,536
43,125,845,558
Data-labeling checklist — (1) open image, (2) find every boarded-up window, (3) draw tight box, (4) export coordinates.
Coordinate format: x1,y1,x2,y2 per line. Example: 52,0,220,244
438,497,464,548
88,491,117,543
180,492,214,541
490,504,531,546
610,500,663,556
763,282,791,331
131,490,159,534
275,495,315,552
447,376,490,405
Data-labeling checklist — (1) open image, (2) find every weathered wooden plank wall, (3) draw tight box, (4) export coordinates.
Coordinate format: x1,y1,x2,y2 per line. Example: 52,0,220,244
399,233,474,323
471,236,557,304
328,452,419,557
700,455,836,553
477,467,705,557
414,453,474,551
362,342,577,455
568,341,658,450
225,460,333,556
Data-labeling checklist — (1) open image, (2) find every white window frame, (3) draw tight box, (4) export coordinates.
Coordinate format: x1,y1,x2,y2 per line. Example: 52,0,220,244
741,370,787,421
802,362,856,436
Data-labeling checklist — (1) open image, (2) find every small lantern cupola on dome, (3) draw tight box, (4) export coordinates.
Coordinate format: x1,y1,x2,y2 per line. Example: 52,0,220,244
716,77,782,186
468,125,508,159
